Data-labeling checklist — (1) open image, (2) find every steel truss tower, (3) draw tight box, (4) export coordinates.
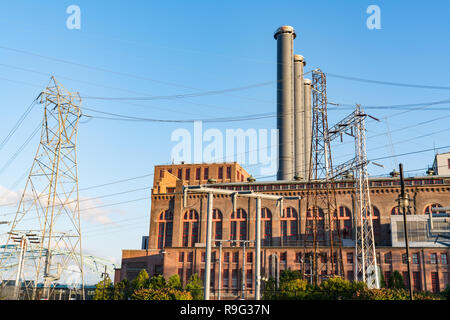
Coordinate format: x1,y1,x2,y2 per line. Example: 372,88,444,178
0,77,85,300
353,104,379,288
302,69,344,285
326,104,380,288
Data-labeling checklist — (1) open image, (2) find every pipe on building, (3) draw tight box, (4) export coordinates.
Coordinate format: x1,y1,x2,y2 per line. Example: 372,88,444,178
274,26,296,181
303,78,312,180
294,54,306,180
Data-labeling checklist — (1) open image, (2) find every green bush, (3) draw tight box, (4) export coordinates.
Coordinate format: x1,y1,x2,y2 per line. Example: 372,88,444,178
185,274,203,300
442,284,450,300
131,288,192,300
388,271,405,290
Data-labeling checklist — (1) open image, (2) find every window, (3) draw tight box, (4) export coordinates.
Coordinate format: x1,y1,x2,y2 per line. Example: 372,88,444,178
196,168,201,180
413,272,421,291
247,252,253,263
187,252,193,262
213,209,223,246
430,253,437,264
159,170,164,178
230,209,247,244
347,271,354,282
261,208,272,246
384,271,392,287
295,252,302,263
223,269,229,288
246,270,252,288
178,169,182,179
227,166,231,179
402,271,410,289
218,167,223,179
224,252,230,263
182,209,199,247
384,252,392,264
402,254,408,264
178,268,184,284
425,203,444,214
431,272,440,293
281,207,299,244
336,206,352,239
371,206,381,244
204,167,209,180
412,253,419,264
280,252,287,263
306,207,325,242
232,252,239,263
448,158,450,169
185,168,190,180
391,206,401,215
320,253,327,264
231,269,238,288
441,253,448,265
347,252,353,264
179,252,184,262
157,210,173,249
201,252,206,263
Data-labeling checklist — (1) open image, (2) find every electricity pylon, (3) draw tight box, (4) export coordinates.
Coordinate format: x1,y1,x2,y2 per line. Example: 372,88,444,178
354,104,379,288
302,69,344,285
0,77,84,300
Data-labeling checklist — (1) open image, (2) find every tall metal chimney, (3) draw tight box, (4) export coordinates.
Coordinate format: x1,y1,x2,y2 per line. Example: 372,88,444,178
294,54,306,180
274,26,296,181
303,78,312,180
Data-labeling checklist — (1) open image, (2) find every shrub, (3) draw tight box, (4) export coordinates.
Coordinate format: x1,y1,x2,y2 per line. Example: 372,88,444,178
388,271,405,290
185,274,203,300
149,274,166,289
131,288,192,300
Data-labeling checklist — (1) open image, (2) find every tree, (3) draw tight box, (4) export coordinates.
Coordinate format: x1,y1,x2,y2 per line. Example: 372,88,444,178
280,270,303,284
93,277,114,300
149,274,167,289
168,274,182,290
185,273,203,300
132,269,150,290
388,271,405,290
378,271,387,288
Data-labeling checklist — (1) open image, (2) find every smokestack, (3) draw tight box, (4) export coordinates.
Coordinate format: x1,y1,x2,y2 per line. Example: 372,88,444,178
294,54,306,180
274,26,296,181
303,78,312,180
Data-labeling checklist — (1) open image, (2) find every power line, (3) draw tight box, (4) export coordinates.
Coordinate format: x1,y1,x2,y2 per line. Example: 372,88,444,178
0,123,41,177
327,73,450,90
0,98,38,151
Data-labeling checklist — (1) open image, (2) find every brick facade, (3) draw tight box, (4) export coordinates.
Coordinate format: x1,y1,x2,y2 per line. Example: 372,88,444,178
117,163,450,297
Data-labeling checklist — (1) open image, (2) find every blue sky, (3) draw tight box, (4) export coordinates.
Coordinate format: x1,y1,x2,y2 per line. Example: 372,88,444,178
0,1,449,283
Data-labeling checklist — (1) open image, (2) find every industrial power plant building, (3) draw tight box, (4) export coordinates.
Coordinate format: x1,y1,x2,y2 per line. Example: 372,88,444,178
115,26,450,298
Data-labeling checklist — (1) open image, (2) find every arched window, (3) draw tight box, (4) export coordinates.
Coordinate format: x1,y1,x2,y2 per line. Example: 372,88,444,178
281,207,299,244
182,209,199,247
391,206,401,215
391,206,411,215
157,210,173,249
230,208,247,245
425,203,444,214
371,206,381,245
213,209,223,246
306,207,325,242
261,208,272,246
335,206,352,240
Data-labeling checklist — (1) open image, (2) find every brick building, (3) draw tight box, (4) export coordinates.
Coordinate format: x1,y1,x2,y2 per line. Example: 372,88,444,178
116,162,450,297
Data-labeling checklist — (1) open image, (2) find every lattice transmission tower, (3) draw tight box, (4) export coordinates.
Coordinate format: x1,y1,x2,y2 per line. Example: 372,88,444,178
0,77,85,300
325,104,380,288
302,69,344,285
353,104,379,288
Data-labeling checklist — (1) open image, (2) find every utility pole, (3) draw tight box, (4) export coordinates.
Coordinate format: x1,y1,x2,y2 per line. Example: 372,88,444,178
101,265,109,300
399,163,414,301
13,235,26,300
